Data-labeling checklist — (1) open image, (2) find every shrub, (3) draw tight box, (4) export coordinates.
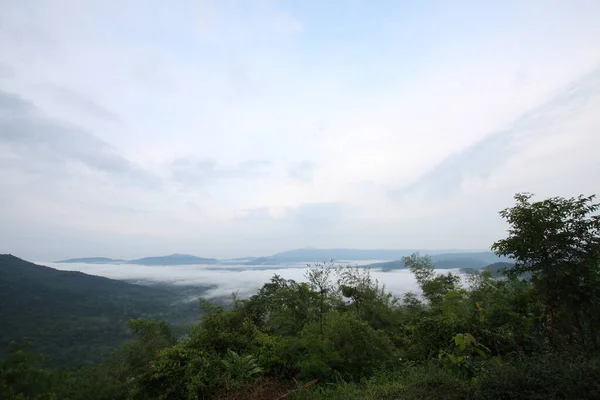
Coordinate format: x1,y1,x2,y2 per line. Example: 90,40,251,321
220,349,263,391
474,353,600,399
127,344,220,400
296,312,396,381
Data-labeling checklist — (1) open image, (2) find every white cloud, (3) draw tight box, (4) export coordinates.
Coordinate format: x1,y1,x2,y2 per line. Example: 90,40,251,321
0,1,599,260
39,261,427,300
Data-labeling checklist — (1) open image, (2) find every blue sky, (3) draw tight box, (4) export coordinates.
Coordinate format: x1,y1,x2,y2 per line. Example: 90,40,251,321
1,0,599,260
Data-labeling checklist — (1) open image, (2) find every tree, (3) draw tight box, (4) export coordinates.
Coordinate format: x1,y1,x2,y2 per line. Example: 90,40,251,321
403,253,435,287
336,265,398,331
123,319,177,376
306,262,335,336
297,312,396,381
126,344,218,400
0,342,55,400
492,193,600,348
243,276,318,336
403,253,462,307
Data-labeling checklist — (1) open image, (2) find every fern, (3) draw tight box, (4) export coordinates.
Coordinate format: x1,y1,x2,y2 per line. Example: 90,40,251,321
221,349,263,390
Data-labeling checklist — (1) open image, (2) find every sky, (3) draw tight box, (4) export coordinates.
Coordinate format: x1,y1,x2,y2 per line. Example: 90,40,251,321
1,0,600,261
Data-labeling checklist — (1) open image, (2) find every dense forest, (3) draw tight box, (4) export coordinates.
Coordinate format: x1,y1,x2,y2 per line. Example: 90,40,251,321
0,256,206,366
2,193,600,399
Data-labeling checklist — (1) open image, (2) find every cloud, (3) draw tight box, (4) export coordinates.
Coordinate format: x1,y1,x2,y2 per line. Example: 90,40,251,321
288,161,316,181
40,260,428,300
169,157,271,186
40,84,120,123
391,67,600,199
229,202,354,254
0,90,155,185
0,63,15,79
236,207,273,221
0,1,599,260
287,202,347,226
236,202,347,226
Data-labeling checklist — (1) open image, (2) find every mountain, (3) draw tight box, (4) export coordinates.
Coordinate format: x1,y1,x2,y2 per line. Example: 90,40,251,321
481,261,515,277
366,252,509,271
56,257,125,264
365,260,405,270
223,257,259,262
243,257,278,265
269,248,461,262
431,252,509,265
128,253,220,265
0,254,206,367
53,250,506,267
459,262,532,280
56,254,220,266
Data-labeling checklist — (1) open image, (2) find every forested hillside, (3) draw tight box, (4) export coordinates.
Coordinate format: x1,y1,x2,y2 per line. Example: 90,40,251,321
2,193,599,399
0,255,205,366
367,251,508,271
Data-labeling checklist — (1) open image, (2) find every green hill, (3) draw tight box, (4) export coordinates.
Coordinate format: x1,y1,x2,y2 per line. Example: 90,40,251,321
367,252,509,271
0,254,206,366
129,253,220,265
270,248,425,262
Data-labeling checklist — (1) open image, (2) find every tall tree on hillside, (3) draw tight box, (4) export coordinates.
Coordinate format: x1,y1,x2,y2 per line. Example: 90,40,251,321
492,193,600,348
306,262,334,336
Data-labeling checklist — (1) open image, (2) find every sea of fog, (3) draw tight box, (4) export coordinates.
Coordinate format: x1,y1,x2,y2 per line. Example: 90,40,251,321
38,261,466,299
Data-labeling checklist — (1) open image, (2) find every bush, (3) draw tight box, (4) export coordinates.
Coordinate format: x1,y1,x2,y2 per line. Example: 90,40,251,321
289,364,472,400
220,349,263,391
127,344,221,400
474,353,600,399
408,314,464,359
296,312,396,381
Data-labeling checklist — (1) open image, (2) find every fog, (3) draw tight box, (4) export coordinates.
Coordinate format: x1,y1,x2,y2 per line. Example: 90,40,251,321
39,261,465,299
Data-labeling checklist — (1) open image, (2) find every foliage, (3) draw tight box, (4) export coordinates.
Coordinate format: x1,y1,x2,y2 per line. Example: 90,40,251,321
438,333,499,379
296,312,396,381
127,344,218,400
492,193,600,349
2,193,600,399
474,352,600,399
221,349,263,390
122,318,177,380
0,255,204,367
0,342,56,400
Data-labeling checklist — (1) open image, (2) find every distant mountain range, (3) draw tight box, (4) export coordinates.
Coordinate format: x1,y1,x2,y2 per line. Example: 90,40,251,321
366,252,510,271
239,257,279,265
57,253,219,266
268,248,463,262
128,254,219,265
459,262,532,280
57,248,507,268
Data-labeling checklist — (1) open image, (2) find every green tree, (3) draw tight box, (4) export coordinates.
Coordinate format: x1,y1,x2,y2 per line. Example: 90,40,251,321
306,262,335,336
297,312,396,381
403,253,462,307
123,319,177,377
243,277,318,337
492,193,600,348
336,265,399,331
0,342,56,400
127,344,218,400
438,333,496,379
